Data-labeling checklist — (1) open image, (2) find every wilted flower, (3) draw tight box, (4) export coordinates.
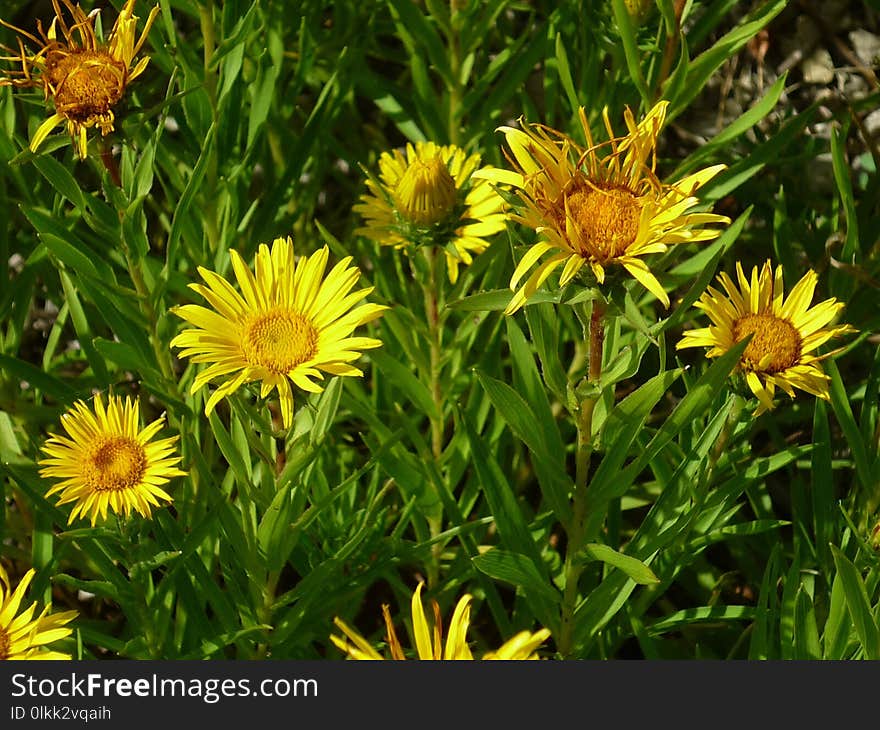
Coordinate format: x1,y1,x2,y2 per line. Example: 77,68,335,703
0,0,159,158
481,101,729,313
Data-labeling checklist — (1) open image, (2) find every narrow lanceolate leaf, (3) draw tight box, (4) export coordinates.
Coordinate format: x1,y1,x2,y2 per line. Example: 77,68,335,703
606,338,749,499
579,544,659,585
371,350,440,420
583,367,681,532
667,0,787,122
472,549,560,605
826,359,872,492
830,546,880,659
648,606,758,636
477,370,573,523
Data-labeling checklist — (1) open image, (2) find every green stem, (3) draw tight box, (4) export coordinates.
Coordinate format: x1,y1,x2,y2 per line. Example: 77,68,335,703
254,569,280,659
198,0,221,253
558,297,606,658
125,251,176,384
422,247,445,588
446,0,462,145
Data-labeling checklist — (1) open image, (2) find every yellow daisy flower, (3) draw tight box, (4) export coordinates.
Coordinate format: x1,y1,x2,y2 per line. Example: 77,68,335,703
0,0,159,158
170,236,387,429
355,141,507,283
677,260,856,415
39,394,185,526
331,582,551,660
0,565,78,660
481,100,730,313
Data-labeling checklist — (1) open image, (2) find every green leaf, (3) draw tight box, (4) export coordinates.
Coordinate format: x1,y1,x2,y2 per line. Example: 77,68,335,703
826,358,872,492
749,543,782,659
648,605,758,636
93,338,160,379
477,370,573,523
701,103,818,202
794,587,822,660
0,353,79,403
128,550,182,580
580,543,659,585
668,0,787,122
257,483,296,571
812,399,834,571
386,0,453,85
524,302,568,400
370,350,439,421
611,0,651,107
823,569,853,659
32,155,87,211
830,545,880,659
310,377,343,445
208,410,252,489
506,317,564,457
460,412,541,563
673,73,788,179
554,32,581,111
447,289,558,311
587,368,682,506
830,123,860,263
472,549,560,604
53,574,121,603
165,123,216,269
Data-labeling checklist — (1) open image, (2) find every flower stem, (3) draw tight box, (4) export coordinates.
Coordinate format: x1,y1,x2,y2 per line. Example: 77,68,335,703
558,297,606,658
125,251,176,384
422,247,445,588
446,0,462,145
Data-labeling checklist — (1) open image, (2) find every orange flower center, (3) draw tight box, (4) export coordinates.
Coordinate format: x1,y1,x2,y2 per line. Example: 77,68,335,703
45,49,126,124
565,182,642,261
393,155,457,225
83,436,147,493
242,310,318,374
732,313,802,374
0,626,10,660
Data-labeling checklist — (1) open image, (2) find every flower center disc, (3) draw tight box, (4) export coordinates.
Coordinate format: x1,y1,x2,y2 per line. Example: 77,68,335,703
242,310,318,374
0,626,10,660
393,156,457,226
84,436,147,492
46,50,126,121
565,183,642,260
732,313,802,374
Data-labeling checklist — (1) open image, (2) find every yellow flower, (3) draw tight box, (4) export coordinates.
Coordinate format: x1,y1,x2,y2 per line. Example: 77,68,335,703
481,100,730,313
0,565,77,660
171,236,387,429
0,0,159,158
39,394,185,526
331,582,551,660
355,141,507,283
677,260,856,415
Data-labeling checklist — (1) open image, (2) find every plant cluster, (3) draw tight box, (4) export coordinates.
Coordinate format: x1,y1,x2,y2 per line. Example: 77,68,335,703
0,0,877,660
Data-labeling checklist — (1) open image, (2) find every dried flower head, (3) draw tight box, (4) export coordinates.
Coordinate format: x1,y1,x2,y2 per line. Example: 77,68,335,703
0,0,159,158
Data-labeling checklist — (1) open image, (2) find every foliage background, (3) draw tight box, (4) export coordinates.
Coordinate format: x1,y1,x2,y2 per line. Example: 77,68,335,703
0,0,878,659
